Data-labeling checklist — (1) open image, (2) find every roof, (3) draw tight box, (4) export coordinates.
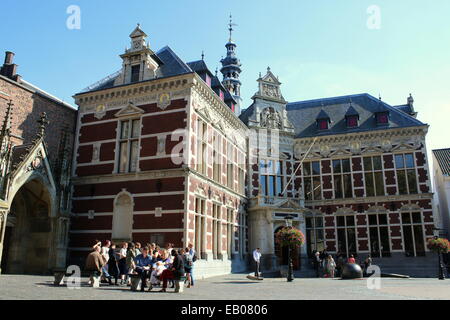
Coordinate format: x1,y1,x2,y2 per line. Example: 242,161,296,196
286,93,426,138
238,102,254,124
186,60,210,74
316,109,330,120
345,105,359,117
394,104,415,115
0,75,76,110
79,46,192,94
433,148,450,176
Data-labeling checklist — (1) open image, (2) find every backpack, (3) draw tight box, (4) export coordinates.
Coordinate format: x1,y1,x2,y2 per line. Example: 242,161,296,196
192,251,198,263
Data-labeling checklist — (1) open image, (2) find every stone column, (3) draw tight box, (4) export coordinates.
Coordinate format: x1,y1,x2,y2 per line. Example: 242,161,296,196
0,210,7,274
297,214,308,269
249,209,277,272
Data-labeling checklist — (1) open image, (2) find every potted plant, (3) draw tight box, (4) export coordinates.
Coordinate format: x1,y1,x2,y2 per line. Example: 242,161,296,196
275,226,305,281
427,237,450,280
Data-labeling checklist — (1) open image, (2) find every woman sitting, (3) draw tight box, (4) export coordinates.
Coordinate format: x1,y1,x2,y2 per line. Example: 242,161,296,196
159,249,185,293
149,261,166,288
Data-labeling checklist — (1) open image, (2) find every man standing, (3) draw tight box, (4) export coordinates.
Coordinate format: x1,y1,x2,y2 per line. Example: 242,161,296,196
188,243,197,287
314,251,321,278
101,240,112,284
253,248,262,279
134,247,154,292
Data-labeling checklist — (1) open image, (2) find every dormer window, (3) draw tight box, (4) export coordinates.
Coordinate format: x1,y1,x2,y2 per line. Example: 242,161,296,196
376,112,389,125
346,115,359,128
318,119,329,130
345,105,359,128
205,74,211,87
316,109,331,131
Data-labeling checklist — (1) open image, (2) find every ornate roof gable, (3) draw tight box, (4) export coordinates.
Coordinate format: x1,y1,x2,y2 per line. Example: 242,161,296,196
115,102,144,118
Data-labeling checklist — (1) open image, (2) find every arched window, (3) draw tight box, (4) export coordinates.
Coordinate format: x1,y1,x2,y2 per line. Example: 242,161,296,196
112,192,134,241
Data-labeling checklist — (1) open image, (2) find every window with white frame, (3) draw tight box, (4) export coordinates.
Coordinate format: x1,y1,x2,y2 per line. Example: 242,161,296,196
395,153,418,195
336,215,357,257
363,156,384,197
212,203,221,259
238,152,245,195
368,213,391,257
303,161,321,201
227,143,234,189
118,118,140,173
213,133,221,183
226,208,234,258
196,119,207,175
401,211,425,257
260,159,283,197
332,158,352,199
305,215,325,257
194,198,206,259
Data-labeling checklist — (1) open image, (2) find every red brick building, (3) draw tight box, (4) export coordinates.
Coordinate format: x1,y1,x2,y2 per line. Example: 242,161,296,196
70,25,438,278
241,72,437,276
0,51,77,274
69,26,248,276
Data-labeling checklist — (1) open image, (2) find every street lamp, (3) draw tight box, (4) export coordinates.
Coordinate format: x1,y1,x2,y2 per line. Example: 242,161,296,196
284,214,294,282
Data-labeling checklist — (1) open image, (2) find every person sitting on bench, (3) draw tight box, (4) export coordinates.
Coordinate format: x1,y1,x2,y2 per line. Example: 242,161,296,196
150,261,166,288
159,249,185,292
134,247,154,292
85,243,107,285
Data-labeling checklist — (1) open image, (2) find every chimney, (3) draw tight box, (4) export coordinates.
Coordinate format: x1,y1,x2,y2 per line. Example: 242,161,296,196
4,51,14,65
0,51,21,82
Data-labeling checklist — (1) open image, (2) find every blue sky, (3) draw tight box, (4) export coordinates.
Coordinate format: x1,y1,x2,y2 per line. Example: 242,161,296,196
1,0,449,172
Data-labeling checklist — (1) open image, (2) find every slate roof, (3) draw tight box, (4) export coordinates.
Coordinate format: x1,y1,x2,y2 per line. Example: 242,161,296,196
187,60,237,106
316,109,330,120
345,105,359,117
186,60,210,75
79,46,193,94
394,104,415,115
286,93,426,138
433,148,450,176
238,102,255,124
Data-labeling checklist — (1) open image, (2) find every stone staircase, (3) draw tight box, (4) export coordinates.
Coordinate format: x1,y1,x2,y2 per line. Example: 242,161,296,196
371,255,441,278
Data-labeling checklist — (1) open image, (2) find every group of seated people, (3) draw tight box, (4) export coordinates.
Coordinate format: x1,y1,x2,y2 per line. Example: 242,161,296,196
85,240,196,292
133,246,189,292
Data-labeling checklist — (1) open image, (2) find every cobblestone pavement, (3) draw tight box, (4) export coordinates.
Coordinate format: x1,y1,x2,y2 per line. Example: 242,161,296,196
0,274,449,300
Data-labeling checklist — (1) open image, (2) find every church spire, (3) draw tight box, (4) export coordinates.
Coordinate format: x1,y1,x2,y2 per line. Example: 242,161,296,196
220,15,242,115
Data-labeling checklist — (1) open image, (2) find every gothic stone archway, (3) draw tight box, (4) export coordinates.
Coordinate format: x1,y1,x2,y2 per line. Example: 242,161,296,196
1,177,53,274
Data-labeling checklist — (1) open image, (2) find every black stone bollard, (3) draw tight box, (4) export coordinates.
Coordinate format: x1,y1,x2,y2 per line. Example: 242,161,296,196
341,263,363,279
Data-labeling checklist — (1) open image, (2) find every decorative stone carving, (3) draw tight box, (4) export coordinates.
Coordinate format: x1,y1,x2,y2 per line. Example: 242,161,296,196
262,84,280,99
260,108,282,129
319,144,331,157
92,143,100,162
381,138,392,152
94,104,107,120
157,92,171,110
157,136,166,155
